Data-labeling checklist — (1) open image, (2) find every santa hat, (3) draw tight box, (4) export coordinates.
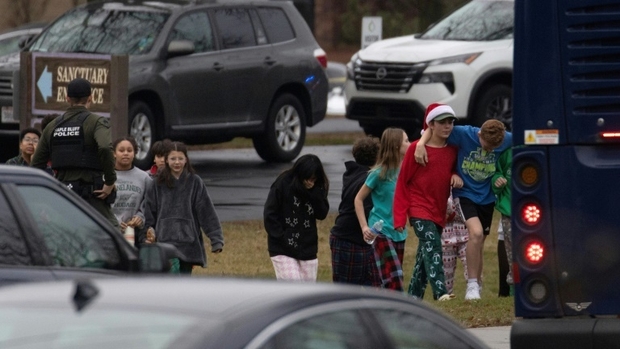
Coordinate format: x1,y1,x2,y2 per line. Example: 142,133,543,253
421,103,456,134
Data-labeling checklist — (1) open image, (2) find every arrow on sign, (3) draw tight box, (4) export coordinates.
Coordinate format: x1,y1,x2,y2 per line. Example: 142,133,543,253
37,65,53,103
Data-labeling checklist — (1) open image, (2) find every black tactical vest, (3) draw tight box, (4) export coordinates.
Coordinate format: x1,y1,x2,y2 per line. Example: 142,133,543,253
50,111,103,171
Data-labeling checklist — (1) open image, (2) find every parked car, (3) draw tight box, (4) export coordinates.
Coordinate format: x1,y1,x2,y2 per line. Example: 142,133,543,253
0,22,44,59
344,0,513,137
0,277,490,349
0,0,328,169
0,165,181,286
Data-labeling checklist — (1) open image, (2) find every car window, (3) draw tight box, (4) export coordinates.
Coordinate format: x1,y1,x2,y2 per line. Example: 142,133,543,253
169,11,215,53
16,185,122,269
260,310,374,349
213,8,256,49
0,307,201,349
372,309,472,349
0,190,32,265
420,0,513,41
257,8,295,43
29,7,168,55
249,10,268,45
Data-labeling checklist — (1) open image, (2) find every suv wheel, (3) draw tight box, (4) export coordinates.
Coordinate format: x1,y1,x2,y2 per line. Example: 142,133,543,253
253,94,306,162
129,101,156,170
473,84,513,130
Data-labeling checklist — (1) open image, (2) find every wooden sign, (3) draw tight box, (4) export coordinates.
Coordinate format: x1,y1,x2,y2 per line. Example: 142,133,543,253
19,52,128,140
32,53,112,115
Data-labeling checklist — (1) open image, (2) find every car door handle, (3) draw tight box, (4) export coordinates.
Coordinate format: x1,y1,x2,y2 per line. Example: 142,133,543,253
264,56,276,65
213,62,224,71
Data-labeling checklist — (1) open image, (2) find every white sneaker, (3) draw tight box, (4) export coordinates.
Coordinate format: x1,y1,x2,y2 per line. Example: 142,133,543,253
465,283,481,300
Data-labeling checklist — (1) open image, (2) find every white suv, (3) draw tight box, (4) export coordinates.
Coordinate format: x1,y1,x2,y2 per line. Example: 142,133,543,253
345,0,513,137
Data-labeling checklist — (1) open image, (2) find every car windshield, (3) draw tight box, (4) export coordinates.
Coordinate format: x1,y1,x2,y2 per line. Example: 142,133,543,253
0,308,208,348
29,7,168,55
420,0,514,41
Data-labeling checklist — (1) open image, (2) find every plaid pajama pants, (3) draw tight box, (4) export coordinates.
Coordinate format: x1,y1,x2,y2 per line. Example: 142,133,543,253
373,234,405,292
330,235,381,287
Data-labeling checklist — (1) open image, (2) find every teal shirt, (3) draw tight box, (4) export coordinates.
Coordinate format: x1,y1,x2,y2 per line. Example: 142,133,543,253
365,167,407,242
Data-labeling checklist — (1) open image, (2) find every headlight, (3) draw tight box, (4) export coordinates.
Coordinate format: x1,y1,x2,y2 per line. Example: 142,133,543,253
428,52,481,66
346,54,361,79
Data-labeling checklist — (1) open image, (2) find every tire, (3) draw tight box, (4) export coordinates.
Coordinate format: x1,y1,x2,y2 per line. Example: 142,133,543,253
473,84,513,130
253,94,306,163
128,101,156,170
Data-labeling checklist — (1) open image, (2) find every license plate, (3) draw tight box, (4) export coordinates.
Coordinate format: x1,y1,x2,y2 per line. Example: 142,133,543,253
1,106,18,123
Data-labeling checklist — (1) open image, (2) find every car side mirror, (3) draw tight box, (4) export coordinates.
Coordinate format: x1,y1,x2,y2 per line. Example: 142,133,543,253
167,40,195,58
18,35,35,49
138,243,187,273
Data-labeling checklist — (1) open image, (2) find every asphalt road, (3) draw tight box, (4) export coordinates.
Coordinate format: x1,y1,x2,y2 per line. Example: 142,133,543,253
191,144,354,222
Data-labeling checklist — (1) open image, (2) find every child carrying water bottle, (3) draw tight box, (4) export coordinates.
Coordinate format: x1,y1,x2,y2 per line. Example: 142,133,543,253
365,220,384,244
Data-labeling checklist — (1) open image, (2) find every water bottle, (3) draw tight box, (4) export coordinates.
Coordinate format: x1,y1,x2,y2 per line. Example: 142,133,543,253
365,219,383,244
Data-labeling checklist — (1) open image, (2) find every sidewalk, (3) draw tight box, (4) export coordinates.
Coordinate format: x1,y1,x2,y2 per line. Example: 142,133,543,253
468,326,510,349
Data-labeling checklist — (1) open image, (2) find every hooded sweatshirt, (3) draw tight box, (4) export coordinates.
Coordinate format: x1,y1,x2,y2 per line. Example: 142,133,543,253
145,171,224,266
330,161,372,246
264,173,329,260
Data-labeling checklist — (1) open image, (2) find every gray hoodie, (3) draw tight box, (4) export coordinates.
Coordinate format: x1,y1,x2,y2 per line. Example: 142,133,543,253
145,171,224,266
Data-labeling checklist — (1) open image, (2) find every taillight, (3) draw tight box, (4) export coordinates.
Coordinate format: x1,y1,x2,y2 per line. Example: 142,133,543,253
314,48,327,68
525,240,544,264
521,202,541,225
601,132,620,139
518,163,539,187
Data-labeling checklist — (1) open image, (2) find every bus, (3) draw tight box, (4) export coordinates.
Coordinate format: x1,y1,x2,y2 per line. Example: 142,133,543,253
511,0,620,347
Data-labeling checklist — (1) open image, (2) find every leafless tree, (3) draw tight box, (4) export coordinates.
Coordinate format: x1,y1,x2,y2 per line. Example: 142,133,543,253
1,0,51,27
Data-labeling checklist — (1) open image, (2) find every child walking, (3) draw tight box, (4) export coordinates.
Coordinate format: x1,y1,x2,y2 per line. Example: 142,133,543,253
394,103,462,301
330,136,381,286
148,139,172,178
442,193,469,294
414,118,511,300
264,154,330,282
144,141,224,274
111,136,152,246
492,147,513,296
355,128,410,291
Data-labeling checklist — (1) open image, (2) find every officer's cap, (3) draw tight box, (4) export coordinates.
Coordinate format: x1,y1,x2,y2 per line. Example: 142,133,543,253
67,78,92,98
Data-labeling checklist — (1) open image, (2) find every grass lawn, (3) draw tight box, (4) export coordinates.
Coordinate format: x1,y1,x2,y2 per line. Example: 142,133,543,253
194,211,515,329
190,122,515,328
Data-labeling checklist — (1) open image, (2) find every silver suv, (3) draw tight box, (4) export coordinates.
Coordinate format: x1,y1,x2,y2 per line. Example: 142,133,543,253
0,0,328,168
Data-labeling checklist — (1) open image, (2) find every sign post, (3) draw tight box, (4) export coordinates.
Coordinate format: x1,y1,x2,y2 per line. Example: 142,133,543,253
361,16,382,50
19,52,128,140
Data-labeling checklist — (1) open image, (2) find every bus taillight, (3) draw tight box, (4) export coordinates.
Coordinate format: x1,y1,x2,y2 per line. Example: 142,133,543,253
518,163,539,187
525,241,544,264
521,203,541,225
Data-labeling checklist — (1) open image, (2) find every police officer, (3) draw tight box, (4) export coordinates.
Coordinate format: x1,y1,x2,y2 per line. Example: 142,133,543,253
32,78,119,229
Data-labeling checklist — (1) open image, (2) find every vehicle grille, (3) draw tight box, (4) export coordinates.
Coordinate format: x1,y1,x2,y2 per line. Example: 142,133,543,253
0,71,12,98
353,61,427,93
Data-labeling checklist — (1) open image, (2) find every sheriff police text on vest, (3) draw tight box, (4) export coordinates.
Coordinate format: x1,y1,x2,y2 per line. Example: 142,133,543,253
54,126,80,137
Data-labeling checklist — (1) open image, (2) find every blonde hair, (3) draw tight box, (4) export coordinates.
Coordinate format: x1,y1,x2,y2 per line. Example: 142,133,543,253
479,119,506,149
373,128,406,180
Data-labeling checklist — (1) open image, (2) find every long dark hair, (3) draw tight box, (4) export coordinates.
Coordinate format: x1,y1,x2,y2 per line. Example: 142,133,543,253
157,141,195,188
279,154,329,197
